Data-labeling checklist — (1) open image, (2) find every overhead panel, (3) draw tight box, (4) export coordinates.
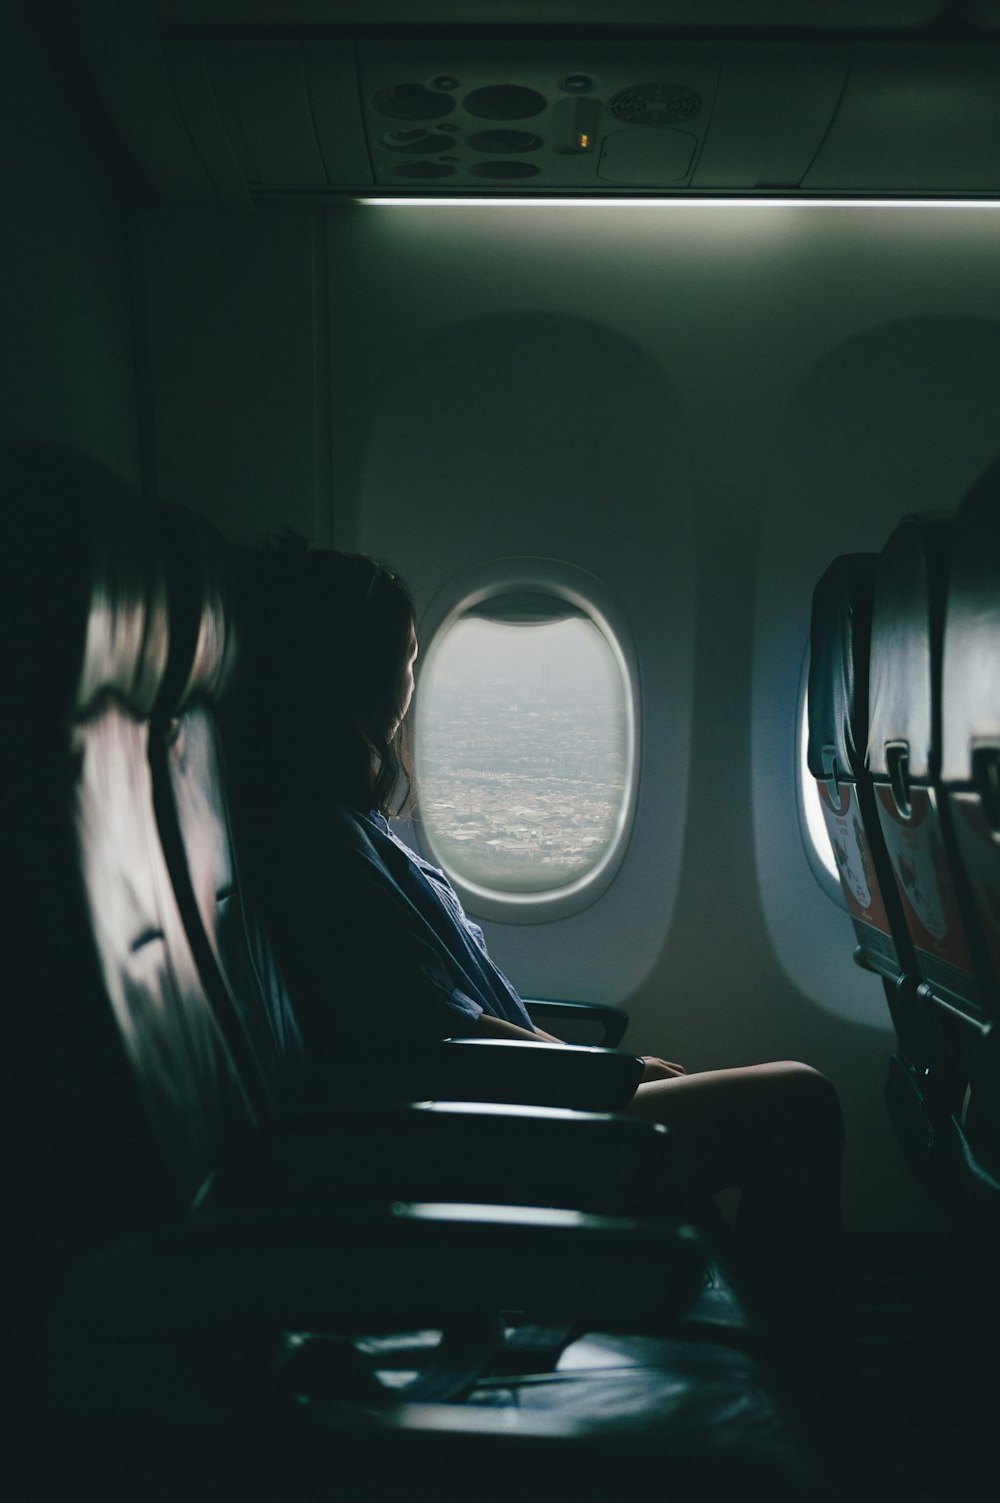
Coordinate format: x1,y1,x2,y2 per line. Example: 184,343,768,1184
69,8,1000,203
160,38,373,196
692,44,850,188
213,41,329,188
805,45,1000,191
304,42,375,187
162,42,253,209
357,41,724,194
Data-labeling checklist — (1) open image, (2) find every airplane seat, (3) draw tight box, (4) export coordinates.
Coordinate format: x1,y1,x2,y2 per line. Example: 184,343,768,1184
807,550,963,1199
868,514,983,1020
60,497,256,1197
150,503,305,1122
939,458,1000,1210
0,445,255,1444
807,552,913,984
0,446,255,1195
867,511,998,1220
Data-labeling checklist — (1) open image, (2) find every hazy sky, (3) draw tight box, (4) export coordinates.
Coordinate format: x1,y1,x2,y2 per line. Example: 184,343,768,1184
418,616,624,697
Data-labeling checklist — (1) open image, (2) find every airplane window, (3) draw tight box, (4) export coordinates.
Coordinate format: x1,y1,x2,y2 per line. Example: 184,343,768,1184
414,589,633,909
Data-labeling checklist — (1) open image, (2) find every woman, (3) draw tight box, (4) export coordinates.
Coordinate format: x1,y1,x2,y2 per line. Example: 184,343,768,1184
227,540,844,1324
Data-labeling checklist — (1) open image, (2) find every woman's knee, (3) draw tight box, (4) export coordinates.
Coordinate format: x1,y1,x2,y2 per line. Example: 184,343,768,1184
771,1061,844,1152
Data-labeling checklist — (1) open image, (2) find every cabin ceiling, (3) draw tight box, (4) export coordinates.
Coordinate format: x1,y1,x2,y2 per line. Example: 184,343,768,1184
71,1,1000,204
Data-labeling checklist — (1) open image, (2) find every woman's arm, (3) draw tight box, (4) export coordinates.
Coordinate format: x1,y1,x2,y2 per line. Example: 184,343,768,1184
470,1013,562,1044
467,1013,687,1068
470,1016,685,1069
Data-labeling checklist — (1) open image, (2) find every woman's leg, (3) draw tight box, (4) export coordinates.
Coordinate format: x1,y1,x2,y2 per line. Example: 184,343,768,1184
625,1061,844,1321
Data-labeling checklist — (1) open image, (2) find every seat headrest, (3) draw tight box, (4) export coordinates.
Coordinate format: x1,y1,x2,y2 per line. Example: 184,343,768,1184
868,512,952,782
942,458,1000,783
807,553,877,783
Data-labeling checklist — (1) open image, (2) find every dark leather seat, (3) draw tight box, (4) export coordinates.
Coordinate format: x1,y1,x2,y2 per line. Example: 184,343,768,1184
807,548,964,1202
0,445,251,1468
868,514,986,1027
808,552,914,986
941,459,1000,1015
809,509,1000,1224
937,460,1000,1214
865,513,1000,1220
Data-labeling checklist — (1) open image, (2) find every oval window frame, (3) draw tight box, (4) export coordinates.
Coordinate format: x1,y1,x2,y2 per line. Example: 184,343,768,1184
409,557,640,925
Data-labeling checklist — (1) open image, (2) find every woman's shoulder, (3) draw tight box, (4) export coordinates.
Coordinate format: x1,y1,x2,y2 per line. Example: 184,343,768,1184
326,801,389,854
295,801,431,906
256,798,386,873
331,803,419,873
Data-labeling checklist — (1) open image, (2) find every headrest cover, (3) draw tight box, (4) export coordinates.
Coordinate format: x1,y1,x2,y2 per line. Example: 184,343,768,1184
942,457,1000,783
867,513,951,782
76,512,168,719
807,554,876,781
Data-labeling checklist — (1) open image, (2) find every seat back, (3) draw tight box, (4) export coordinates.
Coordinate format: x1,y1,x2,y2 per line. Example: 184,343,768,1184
76,493,258,1194
942,459,1000,1015
1,453,164,1356
1,449,253,1226
939,459,1000,1190
149,506,303,1123
867,514,990,1028
807,549,964,1200
0,447,261,1422
864,510,1000,1219
807,552,914,983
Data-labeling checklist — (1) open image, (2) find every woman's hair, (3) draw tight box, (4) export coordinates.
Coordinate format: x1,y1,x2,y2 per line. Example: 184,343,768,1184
230,534,416,817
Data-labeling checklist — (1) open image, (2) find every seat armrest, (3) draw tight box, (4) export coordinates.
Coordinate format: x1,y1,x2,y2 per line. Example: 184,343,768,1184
326,1038,642,1113
263,1101,683,1216
523,998,629,1047
435,1037,643,1111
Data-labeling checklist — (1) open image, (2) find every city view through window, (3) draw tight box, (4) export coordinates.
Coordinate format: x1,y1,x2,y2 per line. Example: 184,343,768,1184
414,614,629,894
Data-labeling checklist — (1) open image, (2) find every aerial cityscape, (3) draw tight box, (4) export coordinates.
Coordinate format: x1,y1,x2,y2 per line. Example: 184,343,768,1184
413,619,628,893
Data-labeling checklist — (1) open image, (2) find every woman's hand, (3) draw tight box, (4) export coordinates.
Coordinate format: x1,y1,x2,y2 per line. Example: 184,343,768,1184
640,1056,686,1083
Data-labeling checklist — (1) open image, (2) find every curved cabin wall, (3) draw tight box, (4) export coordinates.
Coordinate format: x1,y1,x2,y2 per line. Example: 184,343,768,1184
360,310,695,996
756,312,1000,1020
137,197,1000,1233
